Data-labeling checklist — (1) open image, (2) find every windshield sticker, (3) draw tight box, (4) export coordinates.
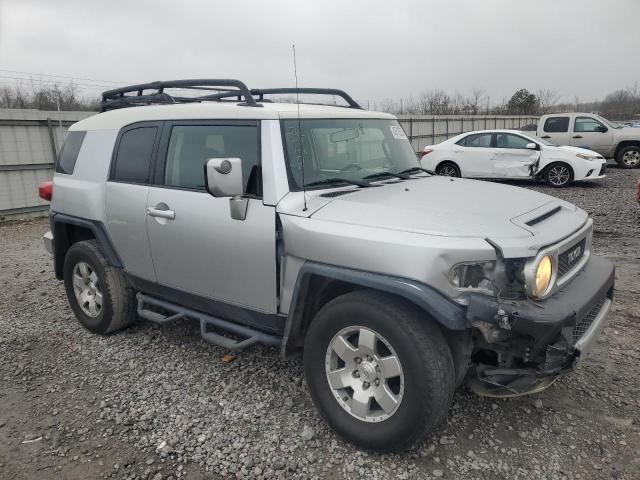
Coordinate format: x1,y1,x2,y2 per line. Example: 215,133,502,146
389,125,407,140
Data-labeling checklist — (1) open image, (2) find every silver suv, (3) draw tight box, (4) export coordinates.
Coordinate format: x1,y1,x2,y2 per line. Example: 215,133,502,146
42,79,614,452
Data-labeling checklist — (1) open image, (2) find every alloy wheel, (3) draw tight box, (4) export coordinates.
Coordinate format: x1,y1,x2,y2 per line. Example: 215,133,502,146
325,326,404,423
548,165,570,186
438,165,458,177
72,261,103,317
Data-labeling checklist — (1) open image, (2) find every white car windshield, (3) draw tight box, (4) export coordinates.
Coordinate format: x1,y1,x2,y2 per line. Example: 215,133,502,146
282,119,421,190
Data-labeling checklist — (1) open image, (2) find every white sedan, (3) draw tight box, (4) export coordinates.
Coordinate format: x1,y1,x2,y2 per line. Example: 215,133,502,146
420,129,607,187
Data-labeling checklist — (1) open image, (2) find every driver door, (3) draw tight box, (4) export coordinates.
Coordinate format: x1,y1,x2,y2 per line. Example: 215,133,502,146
571,116,614,154
145,120,278,315
492,133,540,178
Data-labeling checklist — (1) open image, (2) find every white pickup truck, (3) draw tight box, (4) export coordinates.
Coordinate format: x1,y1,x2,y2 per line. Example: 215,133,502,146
529,113,640,168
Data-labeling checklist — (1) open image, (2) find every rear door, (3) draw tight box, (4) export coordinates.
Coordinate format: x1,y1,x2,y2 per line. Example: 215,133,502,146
105,122,161,282
453,132,496,177
571,116,615,155
492,133,540,178
540,116,570,145
145,120,278,314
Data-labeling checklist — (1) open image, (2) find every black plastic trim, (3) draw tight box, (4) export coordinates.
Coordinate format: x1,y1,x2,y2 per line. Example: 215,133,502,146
281,261,468,357
50,212,123,279
127,275,286,335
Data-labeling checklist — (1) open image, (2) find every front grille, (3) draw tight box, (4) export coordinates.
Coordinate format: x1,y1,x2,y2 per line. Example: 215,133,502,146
558,238,586,278
573,298,606,344
599,164,606,175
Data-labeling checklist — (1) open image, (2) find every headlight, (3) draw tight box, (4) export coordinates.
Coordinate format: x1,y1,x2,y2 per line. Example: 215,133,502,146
576,153,594,160
533,255,553,297
449,261,495,290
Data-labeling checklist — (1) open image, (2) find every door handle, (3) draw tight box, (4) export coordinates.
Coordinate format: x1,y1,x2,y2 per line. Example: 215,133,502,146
146,206,175,220
540,135,551,139
572,135,583,139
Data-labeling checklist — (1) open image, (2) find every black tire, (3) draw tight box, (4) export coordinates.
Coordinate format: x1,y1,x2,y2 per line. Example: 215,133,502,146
615,145,640,169
435,161,461,177
544,162,574,187
303,291,455,452
63,240,136,335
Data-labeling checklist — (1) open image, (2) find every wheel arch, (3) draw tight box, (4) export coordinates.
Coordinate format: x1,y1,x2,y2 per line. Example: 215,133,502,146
435,160,461,176
281,262,469,360
614,140,640,158
51,213,123,280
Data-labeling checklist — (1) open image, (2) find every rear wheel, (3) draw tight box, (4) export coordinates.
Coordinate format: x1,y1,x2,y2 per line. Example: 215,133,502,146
303,291,455,452
435,162,461,177
63,240,136,334
544,162,574,187
616,145,640,169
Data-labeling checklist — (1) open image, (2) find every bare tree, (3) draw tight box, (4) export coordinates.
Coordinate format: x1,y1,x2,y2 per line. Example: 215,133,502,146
536,88,560,114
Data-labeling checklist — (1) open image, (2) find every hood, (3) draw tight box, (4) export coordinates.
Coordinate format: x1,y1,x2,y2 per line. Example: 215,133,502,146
302,177,587,257
552,145,603,158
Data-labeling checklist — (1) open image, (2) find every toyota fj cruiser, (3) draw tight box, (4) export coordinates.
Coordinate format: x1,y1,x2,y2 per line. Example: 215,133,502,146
42,79,614,452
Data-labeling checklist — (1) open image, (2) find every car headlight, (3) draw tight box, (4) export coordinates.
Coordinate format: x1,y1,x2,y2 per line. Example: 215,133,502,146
533,255,553,297
449,261,496,290
576,153,594,160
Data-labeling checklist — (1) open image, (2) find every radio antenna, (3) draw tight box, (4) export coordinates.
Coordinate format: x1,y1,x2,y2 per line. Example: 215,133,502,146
293,44,308,212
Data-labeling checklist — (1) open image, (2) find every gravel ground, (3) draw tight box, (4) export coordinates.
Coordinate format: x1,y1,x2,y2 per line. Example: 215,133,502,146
1,167,639,480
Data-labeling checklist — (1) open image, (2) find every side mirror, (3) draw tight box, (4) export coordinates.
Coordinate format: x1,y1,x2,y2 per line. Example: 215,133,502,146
205,158,243,197
596,125,608,133
204,158,248,220
526,142,538,150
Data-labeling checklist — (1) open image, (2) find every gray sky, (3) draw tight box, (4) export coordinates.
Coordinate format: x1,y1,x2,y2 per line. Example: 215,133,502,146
1,0,639,106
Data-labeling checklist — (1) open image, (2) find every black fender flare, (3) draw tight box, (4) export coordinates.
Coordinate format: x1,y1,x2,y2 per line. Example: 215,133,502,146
51,212,123,279
281,261,469,358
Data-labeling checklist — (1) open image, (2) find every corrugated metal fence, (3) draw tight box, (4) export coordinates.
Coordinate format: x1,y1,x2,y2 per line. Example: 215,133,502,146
0,110,538,220
0,109,94,219
396,115,539,152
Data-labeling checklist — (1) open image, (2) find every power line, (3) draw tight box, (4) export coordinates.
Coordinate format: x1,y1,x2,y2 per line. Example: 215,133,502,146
0,68,132,85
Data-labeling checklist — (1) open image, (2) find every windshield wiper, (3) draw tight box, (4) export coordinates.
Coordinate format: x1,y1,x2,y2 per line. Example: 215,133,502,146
363,171,410,180
304,177,374,188
398,166,437,176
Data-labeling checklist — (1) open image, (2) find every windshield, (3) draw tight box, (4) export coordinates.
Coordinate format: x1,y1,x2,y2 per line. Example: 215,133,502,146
282,119,420,190
595,115,622,129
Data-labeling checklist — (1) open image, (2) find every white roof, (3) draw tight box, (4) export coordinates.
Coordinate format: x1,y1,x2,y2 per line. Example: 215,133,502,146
70,102,396,131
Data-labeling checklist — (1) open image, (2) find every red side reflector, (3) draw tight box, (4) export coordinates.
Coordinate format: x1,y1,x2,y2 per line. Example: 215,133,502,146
421,148,434,158
38,180,53,201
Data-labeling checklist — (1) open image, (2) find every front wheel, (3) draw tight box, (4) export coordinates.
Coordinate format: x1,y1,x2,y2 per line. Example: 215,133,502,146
616,145,640,169
303,291,455,452
545,163,574,187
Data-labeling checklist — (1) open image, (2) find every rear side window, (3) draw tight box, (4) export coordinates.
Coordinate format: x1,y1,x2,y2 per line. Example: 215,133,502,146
56,131,86,174
543,117,569,133
459,133,492,147
112,127,157,183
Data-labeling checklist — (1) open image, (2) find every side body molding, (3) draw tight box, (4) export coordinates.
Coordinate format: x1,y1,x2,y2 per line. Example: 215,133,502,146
282,261,469,358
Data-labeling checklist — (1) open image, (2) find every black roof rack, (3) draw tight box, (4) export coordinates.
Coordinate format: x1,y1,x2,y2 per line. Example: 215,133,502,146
100,80,363,112
206,88,363,110
100,79,260,112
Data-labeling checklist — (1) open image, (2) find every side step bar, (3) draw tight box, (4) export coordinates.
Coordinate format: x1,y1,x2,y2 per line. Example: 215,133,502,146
136,293,282,351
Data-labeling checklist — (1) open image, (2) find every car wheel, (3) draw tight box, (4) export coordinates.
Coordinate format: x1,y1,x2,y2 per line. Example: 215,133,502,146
303,291,455,452
545,163,574,187
63,240,136,334
436,162,461,177
616,145,640,169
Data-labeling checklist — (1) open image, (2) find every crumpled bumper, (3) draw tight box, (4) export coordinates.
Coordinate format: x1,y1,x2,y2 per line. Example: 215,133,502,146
464,255,614,397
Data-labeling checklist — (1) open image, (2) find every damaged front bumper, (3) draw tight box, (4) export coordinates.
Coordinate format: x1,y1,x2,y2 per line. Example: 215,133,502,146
464,255,614,397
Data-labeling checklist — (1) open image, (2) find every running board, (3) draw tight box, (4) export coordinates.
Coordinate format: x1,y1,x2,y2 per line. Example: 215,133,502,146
136,293,282,351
